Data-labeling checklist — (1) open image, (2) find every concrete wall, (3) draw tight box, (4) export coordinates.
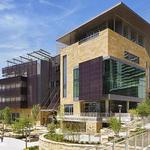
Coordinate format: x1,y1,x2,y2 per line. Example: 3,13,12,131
39,134,99,150
108,29,150,68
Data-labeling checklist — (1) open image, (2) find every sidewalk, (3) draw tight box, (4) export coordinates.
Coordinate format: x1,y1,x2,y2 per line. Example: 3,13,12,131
0,137,38,150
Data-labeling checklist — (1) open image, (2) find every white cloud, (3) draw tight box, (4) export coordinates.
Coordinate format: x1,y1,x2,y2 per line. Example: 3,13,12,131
39,0,66,10
0,0,15,11
0,14,28,29
52,5,81,21
39,0,82,21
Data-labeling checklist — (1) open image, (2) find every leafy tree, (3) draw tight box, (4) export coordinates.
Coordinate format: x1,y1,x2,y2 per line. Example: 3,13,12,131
136,100,150,118
128,109,139,119
109,117,121,136
12,115,33,149
0,107,11,142
3,107,11,124
31,104,40,127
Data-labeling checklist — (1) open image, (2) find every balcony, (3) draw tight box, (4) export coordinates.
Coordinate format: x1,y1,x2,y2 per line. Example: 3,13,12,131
78,32,99,44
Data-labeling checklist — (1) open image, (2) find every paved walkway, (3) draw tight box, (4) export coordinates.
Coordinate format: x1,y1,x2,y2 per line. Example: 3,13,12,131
0,137,38,150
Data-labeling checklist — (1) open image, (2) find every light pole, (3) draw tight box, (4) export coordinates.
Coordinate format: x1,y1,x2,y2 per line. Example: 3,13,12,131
118,104,122,122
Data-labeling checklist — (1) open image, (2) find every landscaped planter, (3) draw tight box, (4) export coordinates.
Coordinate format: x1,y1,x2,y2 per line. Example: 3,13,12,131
39,134,102,150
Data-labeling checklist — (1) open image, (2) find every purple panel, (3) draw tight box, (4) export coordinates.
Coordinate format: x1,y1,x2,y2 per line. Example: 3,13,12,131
79,57,103,101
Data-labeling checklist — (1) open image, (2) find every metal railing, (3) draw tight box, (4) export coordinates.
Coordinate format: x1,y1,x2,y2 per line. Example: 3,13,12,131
102,130,150,150
61,112,133,123
79,32,99,44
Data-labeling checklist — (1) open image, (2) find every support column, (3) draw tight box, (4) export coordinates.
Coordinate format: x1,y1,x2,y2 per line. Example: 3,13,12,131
126,101,129,112
96,103,100,112
105,100,109,114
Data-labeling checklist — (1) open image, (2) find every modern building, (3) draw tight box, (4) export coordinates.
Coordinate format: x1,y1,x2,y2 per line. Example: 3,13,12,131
0,49,60,124
57,2,150,133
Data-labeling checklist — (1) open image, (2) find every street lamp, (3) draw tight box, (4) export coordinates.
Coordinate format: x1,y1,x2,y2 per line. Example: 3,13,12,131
118,104,122,122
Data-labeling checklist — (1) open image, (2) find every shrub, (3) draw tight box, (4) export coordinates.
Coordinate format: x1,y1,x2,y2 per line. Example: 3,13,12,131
47,123,56,134
45,133,64,142
24,146,39,150
109,117,121,136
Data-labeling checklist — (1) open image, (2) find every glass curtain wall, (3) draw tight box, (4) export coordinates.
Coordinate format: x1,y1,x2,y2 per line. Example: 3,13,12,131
104,58,146,98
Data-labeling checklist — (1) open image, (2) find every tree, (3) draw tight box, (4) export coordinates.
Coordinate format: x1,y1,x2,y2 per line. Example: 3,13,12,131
0,107,11,142
12,115,33,149
109,117,121,137
128,108,139,120
136,100,150,118
31,104,40,128
128,109,138,116
3,107,11,125
136,100,150,127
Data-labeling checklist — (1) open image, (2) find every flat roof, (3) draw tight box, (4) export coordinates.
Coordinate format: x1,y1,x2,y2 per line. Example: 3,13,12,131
57,2,150,45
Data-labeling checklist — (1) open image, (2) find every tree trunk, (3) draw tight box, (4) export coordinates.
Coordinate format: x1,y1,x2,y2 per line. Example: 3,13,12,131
25,131,28,149
1,123,4,142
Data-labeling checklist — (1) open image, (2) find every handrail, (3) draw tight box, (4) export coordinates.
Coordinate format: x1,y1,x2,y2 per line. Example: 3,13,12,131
78,32,99,44
41,87,58,109
47,88,60,110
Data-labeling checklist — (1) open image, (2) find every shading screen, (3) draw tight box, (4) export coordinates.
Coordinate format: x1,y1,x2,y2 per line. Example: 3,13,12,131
79,57,103,101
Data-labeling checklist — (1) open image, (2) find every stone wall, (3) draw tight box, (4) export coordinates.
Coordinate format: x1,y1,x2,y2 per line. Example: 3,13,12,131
39,134,99,150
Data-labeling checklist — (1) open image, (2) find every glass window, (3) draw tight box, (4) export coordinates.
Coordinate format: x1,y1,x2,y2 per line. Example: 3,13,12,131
138,34,144,46
84,103,97,112
131,30,137,42
115,19,122,35
124,51,139,64
73,67,79,100
64,104,73,115
63,55,67,98
123,25,129,38
108,19,114,31
99,22,107,31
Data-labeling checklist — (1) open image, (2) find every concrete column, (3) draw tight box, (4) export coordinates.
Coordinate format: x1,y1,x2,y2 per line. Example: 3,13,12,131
105,100,109,114
96,103,100,112
126,101,129,112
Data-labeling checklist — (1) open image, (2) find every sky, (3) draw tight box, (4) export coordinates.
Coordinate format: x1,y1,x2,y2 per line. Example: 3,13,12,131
0,0,150,77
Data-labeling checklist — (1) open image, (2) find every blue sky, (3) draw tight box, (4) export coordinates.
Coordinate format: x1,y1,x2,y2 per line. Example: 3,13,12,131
0,0,150,77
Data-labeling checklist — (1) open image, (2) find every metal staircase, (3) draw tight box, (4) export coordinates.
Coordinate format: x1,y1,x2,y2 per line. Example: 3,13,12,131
41,87,60,111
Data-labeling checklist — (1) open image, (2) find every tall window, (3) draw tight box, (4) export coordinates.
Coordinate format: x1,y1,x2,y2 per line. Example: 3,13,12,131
63,55,67,98
73,67,79,100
